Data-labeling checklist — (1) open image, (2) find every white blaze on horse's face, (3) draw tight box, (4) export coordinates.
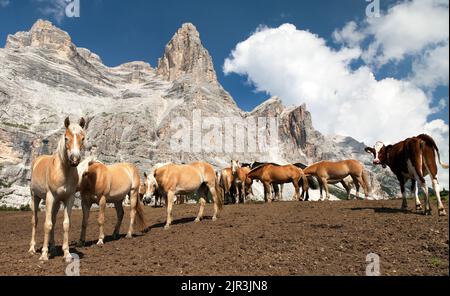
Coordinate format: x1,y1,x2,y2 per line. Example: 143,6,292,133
64,117,86,167
373,142,385,165
143,173,157,204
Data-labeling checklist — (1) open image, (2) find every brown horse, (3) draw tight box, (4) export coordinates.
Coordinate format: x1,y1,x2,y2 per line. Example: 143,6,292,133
247,164,308,202
303,160,371,201
231,160,253,204
143,162,224,229
78,161,147,246
29,117,86,262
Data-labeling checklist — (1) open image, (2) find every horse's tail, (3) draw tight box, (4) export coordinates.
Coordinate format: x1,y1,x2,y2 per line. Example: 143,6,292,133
134,197,148,232
215,179,224,210
362,169,372,197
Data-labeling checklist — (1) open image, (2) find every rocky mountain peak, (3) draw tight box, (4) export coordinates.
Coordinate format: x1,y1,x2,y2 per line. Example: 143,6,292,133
5,19,73,56
156,23,218,84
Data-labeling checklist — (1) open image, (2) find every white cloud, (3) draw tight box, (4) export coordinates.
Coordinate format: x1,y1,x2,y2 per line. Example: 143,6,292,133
332,21,365,48
224,23,449,187
410,42,449,89
34,0,68,23
363,0,449,66
0,0,10,8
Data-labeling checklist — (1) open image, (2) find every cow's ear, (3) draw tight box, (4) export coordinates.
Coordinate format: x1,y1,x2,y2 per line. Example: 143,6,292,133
365,147,375,154
64,117,70,129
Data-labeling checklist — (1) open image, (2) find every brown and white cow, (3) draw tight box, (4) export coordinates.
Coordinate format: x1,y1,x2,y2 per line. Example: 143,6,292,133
365,134,448,216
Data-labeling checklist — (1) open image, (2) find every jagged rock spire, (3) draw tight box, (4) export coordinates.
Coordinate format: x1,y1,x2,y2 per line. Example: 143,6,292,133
156,23,218,84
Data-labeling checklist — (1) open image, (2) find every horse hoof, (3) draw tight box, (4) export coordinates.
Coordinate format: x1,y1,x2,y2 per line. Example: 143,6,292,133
439,209,447,216
39,254,49,262
212,216,218,222
64,254,73,263
424,210,432,216
195,218,201,223
125,234,133,239
28,247,36,255
97,239,104,246
77,241,85,248
49,246,57,254
112,234,120,240
164,225,170,230
416,205,423,211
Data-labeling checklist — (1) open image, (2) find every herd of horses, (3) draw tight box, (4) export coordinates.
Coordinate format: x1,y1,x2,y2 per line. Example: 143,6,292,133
28,117,448,262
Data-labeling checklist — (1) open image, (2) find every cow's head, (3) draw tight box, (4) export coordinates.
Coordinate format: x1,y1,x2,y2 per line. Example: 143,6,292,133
365,142,387,168
142,171,158,205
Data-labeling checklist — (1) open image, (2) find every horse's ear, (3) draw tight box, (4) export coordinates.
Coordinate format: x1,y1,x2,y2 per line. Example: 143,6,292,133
365,147,375,155
64,117,70,129
79,118,86,129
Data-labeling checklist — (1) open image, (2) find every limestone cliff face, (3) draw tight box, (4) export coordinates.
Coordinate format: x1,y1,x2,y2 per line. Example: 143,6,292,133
157,23,218,84
0,20,397,207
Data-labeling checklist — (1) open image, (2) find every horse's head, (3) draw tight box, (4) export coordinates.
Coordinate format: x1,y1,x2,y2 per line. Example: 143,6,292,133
142,171,158,205
231,160,241,174
365,141,387,168
64,117,86,167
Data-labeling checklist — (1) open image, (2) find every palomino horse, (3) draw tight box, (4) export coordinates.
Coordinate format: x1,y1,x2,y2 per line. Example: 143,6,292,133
231,160,253,204
29,117,86,262
78,161,147,246
143,162,224,229
247,164,308,202
218,167,236,204
303,160,371,201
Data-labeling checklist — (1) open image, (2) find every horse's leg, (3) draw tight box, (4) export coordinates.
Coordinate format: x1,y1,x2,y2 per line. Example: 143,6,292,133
62,196,75,263
126,188,139,239
280,184,284,201
113,201,124,240
39,191,55,261
49,200,60,253
164,191,175,230
97,196,107,244
320,178,330,200
208,183,220,221
293,180,300,201
78,198,92,247
273,184,280,201
196,186,208,222
29,193,40,255
351,176,361,200
263,182,271,203
341,181,351,200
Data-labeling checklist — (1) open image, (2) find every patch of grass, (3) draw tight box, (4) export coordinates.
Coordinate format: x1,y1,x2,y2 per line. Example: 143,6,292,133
429,257,447,268
1,122,29,130
0,204,32,212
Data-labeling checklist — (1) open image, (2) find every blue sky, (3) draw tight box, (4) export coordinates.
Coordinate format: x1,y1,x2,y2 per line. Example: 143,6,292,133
0,0,448,122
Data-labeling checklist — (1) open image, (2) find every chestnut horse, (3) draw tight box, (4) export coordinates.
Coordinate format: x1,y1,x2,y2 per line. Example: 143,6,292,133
303,160,371,201
143,162,224,229
218,167,237,204
78,161,147,246
29,117,86,262
247,164,308,202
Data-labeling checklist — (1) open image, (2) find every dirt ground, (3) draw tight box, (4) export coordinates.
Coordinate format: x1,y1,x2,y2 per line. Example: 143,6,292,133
0,199,448,276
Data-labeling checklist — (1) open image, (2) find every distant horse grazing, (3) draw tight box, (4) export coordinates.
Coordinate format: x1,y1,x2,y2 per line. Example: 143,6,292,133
366,134,448,216
303,160,370,201
78,162,147,246
143,162,224,229
29,117,86,262
247,164,308,202
231,160,253,204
